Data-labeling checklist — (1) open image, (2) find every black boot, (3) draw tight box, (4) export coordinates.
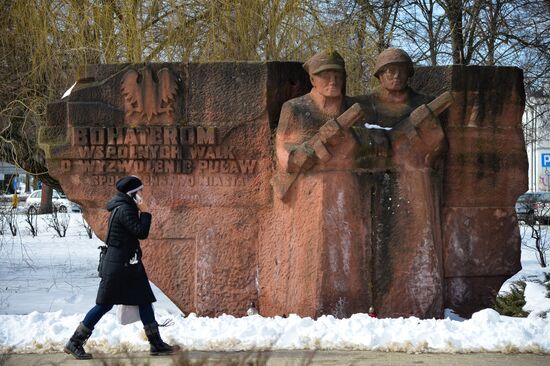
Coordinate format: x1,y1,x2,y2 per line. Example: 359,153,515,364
64,322,93,360
144,321,180,356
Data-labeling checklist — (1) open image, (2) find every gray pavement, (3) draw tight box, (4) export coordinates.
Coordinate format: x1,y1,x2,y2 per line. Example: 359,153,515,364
2,350,550,366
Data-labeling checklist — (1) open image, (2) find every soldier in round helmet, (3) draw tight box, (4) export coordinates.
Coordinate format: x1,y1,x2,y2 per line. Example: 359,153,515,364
352,47,449,319
356,47,432,128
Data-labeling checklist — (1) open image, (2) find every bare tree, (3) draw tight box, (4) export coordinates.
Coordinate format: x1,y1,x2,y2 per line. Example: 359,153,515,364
398,0,448,65
81,216,94,239
436,0,464,64
523,90,550,148
497,1,549,91
428,1,549,84
0,208,6,236
44,209,70,238
434,0,487,64
354,0,402,53
521,222,549,268
25,206,38,237
6,208,17,236
517,194,550,268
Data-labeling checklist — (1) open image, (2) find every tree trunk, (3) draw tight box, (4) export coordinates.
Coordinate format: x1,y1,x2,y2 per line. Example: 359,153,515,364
445,0,465,64
25,174,31,193
486,0,502,66
425,0,438,65
39,183,53,214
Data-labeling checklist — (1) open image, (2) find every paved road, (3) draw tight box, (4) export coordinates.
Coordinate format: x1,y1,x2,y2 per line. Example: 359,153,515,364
2,350,550,366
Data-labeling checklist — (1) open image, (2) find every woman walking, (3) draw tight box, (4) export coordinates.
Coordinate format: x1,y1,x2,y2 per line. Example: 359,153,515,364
64,176,179,359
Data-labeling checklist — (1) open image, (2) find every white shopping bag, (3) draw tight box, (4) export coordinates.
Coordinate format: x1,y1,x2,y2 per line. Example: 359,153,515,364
116,305,141,325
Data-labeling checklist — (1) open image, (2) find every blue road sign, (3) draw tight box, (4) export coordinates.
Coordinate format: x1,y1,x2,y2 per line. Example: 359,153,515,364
543,154,550,167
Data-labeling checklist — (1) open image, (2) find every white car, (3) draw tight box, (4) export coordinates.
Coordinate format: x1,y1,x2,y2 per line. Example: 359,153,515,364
24,190,80,213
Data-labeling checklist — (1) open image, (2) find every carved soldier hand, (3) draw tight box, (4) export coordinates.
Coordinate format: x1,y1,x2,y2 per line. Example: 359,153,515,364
319,118,344,145
287,143,316,173
391,92,453,168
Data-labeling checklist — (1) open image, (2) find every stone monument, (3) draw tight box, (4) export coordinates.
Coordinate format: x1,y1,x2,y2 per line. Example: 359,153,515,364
40,51,527,318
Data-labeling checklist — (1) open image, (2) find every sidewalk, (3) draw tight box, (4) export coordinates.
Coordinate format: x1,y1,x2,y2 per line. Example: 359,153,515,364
3,350,550,366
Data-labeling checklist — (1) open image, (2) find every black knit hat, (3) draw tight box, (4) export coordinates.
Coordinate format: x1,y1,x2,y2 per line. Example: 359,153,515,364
116,176,143,195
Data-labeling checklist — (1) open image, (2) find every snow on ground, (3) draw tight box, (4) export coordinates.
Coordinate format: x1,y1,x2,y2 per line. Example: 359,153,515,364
0,213,549,354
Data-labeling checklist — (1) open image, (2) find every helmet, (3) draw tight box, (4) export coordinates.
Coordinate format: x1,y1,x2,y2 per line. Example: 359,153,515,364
303,49,346,75
373,48,414,78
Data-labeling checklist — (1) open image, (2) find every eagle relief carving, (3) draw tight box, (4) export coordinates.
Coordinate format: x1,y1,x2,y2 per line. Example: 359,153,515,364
121,67,179,124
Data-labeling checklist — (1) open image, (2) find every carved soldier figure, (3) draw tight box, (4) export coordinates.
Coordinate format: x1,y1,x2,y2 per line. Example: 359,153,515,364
261,50,370,318
355,48,452,318
359,48,432,126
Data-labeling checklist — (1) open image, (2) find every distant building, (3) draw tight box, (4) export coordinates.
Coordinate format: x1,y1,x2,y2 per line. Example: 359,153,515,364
524,92,550,192
0,162,32,194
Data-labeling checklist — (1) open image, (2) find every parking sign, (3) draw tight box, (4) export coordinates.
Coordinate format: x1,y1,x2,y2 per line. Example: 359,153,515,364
543,154,550,167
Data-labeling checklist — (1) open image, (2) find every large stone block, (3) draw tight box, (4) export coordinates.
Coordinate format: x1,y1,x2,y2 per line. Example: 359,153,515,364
444,127,527,207
42,62,310,316
445,276,510,317
41,63,527,318
443,207,521,277
413,65,527,316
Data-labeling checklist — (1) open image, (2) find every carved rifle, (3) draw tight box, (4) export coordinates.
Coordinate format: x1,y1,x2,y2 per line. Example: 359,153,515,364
390,91,454,167
394,91,454,134
271,103,365,200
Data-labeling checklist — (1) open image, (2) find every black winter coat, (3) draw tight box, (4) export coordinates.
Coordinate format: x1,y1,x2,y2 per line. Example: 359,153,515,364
96,192,156,305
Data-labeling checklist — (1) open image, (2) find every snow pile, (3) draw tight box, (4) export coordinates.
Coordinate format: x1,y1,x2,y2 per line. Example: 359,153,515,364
1,213,550,354
61,82,77,99
364,123,392,130
524,282,550,316
1,308,550,354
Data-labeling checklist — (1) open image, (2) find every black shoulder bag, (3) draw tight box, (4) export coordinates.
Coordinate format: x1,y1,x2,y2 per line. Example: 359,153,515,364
97,206,120,276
